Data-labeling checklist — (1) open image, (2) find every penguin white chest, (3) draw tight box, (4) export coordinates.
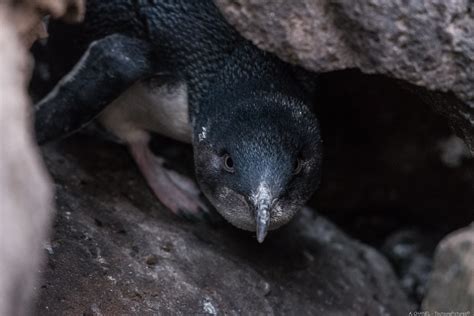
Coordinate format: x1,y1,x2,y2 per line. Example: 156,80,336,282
100,81,192,144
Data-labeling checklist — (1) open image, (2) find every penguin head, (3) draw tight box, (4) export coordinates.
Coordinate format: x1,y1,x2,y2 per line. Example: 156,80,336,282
194,92,322,242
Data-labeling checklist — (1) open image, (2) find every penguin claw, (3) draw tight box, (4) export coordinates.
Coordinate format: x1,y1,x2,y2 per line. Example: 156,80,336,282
157,186,210,221
175,201,221,224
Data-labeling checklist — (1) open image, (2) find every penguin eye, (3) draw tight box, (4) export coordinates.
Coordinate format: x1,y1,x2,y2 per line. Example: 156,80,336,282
293,157,303,175
223,154,235,173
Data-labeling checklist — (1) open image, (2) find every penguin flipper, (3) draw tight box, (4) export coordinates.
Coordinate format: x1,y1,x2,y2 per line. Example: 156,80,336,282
34,34,155,144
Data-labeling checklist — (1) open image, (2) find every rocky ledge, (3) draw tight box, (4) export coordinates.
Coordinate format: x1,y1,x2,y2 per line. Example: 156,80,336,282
35,136,412,315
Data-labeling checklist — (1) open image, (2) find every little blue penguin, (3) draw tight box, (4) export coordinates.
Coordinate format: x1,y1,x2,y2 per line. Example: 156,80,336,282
34,0,323,242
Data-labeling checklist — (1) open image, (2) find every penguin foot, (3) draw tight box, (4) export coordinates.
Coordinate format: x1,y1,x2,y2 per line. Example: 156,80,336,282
129,140,209,220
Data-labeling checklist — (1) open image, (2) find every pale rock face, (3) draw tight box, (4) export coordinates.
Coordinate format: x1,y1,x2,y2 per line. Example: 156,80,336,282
422,224,474,313
0,7,53,316
0,1,84,314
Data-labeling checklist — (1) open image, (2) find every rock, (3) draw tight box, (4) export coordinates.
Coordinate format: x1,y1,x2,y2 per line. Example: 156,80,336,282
0,3,54,314
422,224,474,313
213,0,474,153
0,2,84,315
35,136,413,315
382,230,437,304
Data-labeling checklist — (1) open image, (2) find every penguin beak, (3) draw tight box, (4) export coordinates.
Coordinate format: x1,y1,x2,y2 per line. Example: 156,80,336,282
255,202,271,243
251,182,275,243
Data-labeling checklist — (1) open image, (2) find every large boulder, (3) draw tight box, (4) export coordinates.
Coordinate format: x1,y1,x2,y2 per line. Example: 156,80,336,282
35,137,412,315
214,0,474,153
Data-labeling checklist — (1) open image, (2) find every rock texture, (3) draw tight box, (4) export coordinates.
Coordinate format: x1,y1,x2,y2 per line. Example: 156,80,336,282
422,224,474,313
214,0,474,153
382,230,434,304
35,137,412,315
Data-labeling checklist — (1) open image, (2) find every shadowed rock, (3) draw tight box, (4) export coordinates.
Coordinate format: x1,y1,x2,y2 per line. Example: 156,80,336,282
35,137,412,315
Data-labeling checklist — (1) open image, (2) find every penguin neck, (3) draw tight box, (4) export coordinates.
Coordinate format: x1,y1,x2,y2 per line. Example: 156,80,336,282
203,43,304,105
218,44,299,95
191,43,308,140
